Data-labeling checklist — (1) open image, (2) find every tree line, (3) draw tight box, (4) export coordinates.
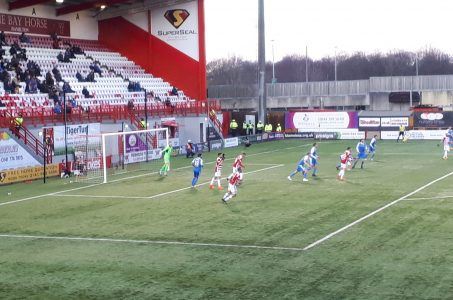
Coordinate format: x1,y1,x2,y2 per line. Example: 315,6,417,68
207,49,453,86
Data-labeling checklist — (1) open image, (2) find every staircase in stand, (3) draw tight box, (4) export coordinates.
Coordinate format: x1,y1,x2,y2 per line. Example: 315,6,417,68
208,101,224,140
0,111,52,164
128,110,158,149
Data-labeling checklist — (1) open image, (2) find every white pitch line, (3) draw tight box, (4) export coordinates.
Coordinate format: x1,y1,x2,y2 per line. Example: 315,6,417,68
403,195,453,201
0,142,311,208
50,164,285,200
0,234,304,252
303,170,453,251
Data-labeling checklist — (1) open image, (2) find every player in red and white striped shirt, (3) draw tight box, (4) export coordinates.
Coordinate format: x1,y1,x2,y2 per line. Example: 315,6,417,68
337,147,352,181
210,153,225,190
232,152,246,182
222,171,241,203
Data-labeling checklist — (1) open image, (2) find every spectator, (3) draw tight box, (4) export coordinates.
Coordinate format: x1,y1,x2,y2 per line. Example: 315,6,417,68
10,54,19,68
29,76,38,94
127,81,134,92
82,86,91,98
76,70,84,82
0,31,7,46
72,45,84,55
62,82,75,93
171,86,178,96
57,51,65,62
19,32,31,44
45,71,54,86
50,32,58,42
64,48,73,61
85,70,96,82
54,102,62,114
185,140,195,158
91,62,103,76
52,66,62,82
0,46,5,59
9,42,18,55
12,75,20,94
0,99,5,107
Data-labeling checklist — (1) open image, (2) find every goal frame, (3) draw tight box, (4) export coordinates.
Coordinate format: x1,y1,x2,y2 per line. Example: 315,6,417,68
101,127,169,183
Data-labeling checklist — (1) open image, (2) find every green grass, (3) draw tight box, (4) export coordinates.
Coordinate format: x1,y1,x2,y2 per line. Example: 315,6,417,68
0,139,452,299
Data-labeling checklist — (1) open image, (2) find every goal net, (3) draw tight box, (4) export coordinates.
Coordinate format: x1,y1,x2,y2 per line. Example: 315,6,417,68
72,128,169,184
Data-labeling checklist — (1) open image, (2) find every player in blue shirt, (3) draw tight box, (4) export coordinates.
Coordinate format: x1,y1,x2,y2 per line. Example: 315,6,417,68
287,153,312,182
352,139,367,169
191,153,203,187
368,135,377,160
310,143,319,177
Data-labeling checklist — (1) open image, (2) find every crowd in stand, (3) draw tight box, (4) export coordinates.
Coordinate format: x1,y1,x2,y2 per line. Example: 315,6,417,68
0,31,188,116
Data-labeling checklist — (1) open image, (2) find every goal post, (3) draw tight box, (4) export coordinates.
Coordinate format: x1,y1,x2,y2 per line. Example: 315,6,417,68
101,127,169,183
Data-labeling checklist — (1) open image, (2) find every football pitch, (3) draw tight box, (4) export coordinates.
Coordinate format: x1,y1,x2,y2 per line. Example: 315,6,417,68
1,139,453,299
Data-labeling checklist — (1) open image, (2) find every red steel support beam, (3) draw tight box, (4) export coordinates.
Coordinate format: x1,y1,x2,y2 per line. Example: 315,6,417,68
56,0,131,16
9,0,50,10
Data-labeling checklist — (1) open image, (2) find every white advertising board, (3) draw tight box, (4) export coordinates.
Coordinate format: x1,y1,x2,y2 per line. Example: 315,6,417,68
359,118,381,127
224,137,239,148
381,130,446,140
337,130,366,140
53,123,101,153
0,131,40,170
151,1,199,61
291,112,356,130
381,117,409,128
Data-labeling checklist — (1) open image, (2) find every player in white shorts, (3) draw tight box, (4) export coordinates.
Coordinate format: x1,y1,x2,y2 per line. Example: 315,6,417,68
210,153,225,190
441,134,450,160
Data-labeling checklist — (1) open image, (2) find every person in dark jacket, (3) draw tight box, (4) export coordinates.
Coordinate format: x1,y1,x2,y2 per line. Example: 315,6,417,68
76,71,84,82
82,86,91,98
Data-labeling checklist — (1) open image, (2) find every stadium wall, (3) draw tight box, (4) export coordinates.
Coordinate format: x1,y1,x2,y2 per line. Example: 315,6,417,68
0,1,98,40
98,0,206,101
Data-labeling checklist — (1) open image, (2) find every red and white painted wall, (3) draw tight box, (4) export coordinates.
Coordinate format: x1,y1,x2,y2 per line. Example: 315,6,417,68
98,0,207,100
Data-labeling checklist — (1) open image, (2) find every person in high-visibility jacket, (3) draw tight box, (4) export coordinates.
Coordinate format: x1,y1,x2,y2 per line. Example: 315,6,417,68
13,114,23,138
140,118,146,129
246,120,254,135
265,123,273,133
276,123,282,132
229,119,238,136
242,121,247,135
397,124,406,142
256,121,264,134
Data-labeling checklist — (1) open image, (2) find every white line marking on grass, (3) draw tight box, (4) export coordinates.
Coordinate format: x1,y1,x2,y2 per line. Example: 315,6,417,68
49,165,285,200
403,195,453,201
303,170,453,251
0,184,99,207
0,142,310,208
0,234,304,252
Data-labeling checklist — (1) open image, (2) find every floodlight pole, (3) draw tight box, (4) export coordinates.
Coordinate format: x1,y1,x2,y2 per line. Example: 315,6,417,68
63,90,68,171
144,89,149,162
258,0,267,124
42,128,46,184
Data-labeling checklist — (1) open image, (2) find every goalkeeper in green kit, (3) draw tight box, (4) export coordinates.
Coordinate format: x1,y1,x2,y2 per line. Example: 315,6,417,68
159,145,173,176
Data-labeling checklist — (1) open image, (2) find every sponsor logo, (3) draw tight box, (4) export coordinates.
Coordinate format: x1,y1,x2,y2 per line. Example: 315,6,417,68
314,132,338,140
420,113,443,121
284,132,314,139
164,9,190,29
359,118,380,127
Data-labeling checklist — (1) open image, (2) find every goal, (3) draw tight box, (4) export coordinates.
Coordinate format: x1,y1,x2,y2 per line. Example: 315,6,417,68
73,128,169,184
102,128,169,183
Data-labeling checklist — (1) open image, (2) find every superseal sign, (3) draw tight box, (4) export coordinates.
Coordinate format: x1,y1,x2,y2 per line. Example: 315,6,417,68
151,1,199,61
285,112,358,130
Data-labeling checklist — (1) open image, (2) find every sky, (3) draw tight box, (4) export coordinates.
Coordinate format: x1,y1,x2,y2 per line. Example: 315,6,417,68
205,0,453,62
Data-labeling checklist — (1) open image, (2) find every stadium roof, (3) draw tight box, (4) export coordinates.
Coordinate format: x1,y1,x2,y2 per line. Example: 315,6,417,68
8,0,192,17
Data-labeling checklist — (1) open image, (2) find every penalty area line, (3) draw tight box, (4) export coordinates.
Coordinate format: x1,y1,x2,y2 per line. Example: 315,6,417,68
303,170,453,251
403,195,453,201
0,141,312,208
0,234,304,252
51,164,285,200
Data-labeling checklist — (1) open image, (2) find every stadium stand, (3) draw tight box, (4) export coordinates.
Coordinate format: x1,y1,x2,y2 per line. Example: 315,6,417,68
0,32,193,111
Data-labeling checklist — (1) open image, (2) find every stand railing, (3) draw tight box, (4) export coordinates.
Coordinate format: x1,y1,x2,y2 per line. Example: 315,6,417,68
0,110,51,163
